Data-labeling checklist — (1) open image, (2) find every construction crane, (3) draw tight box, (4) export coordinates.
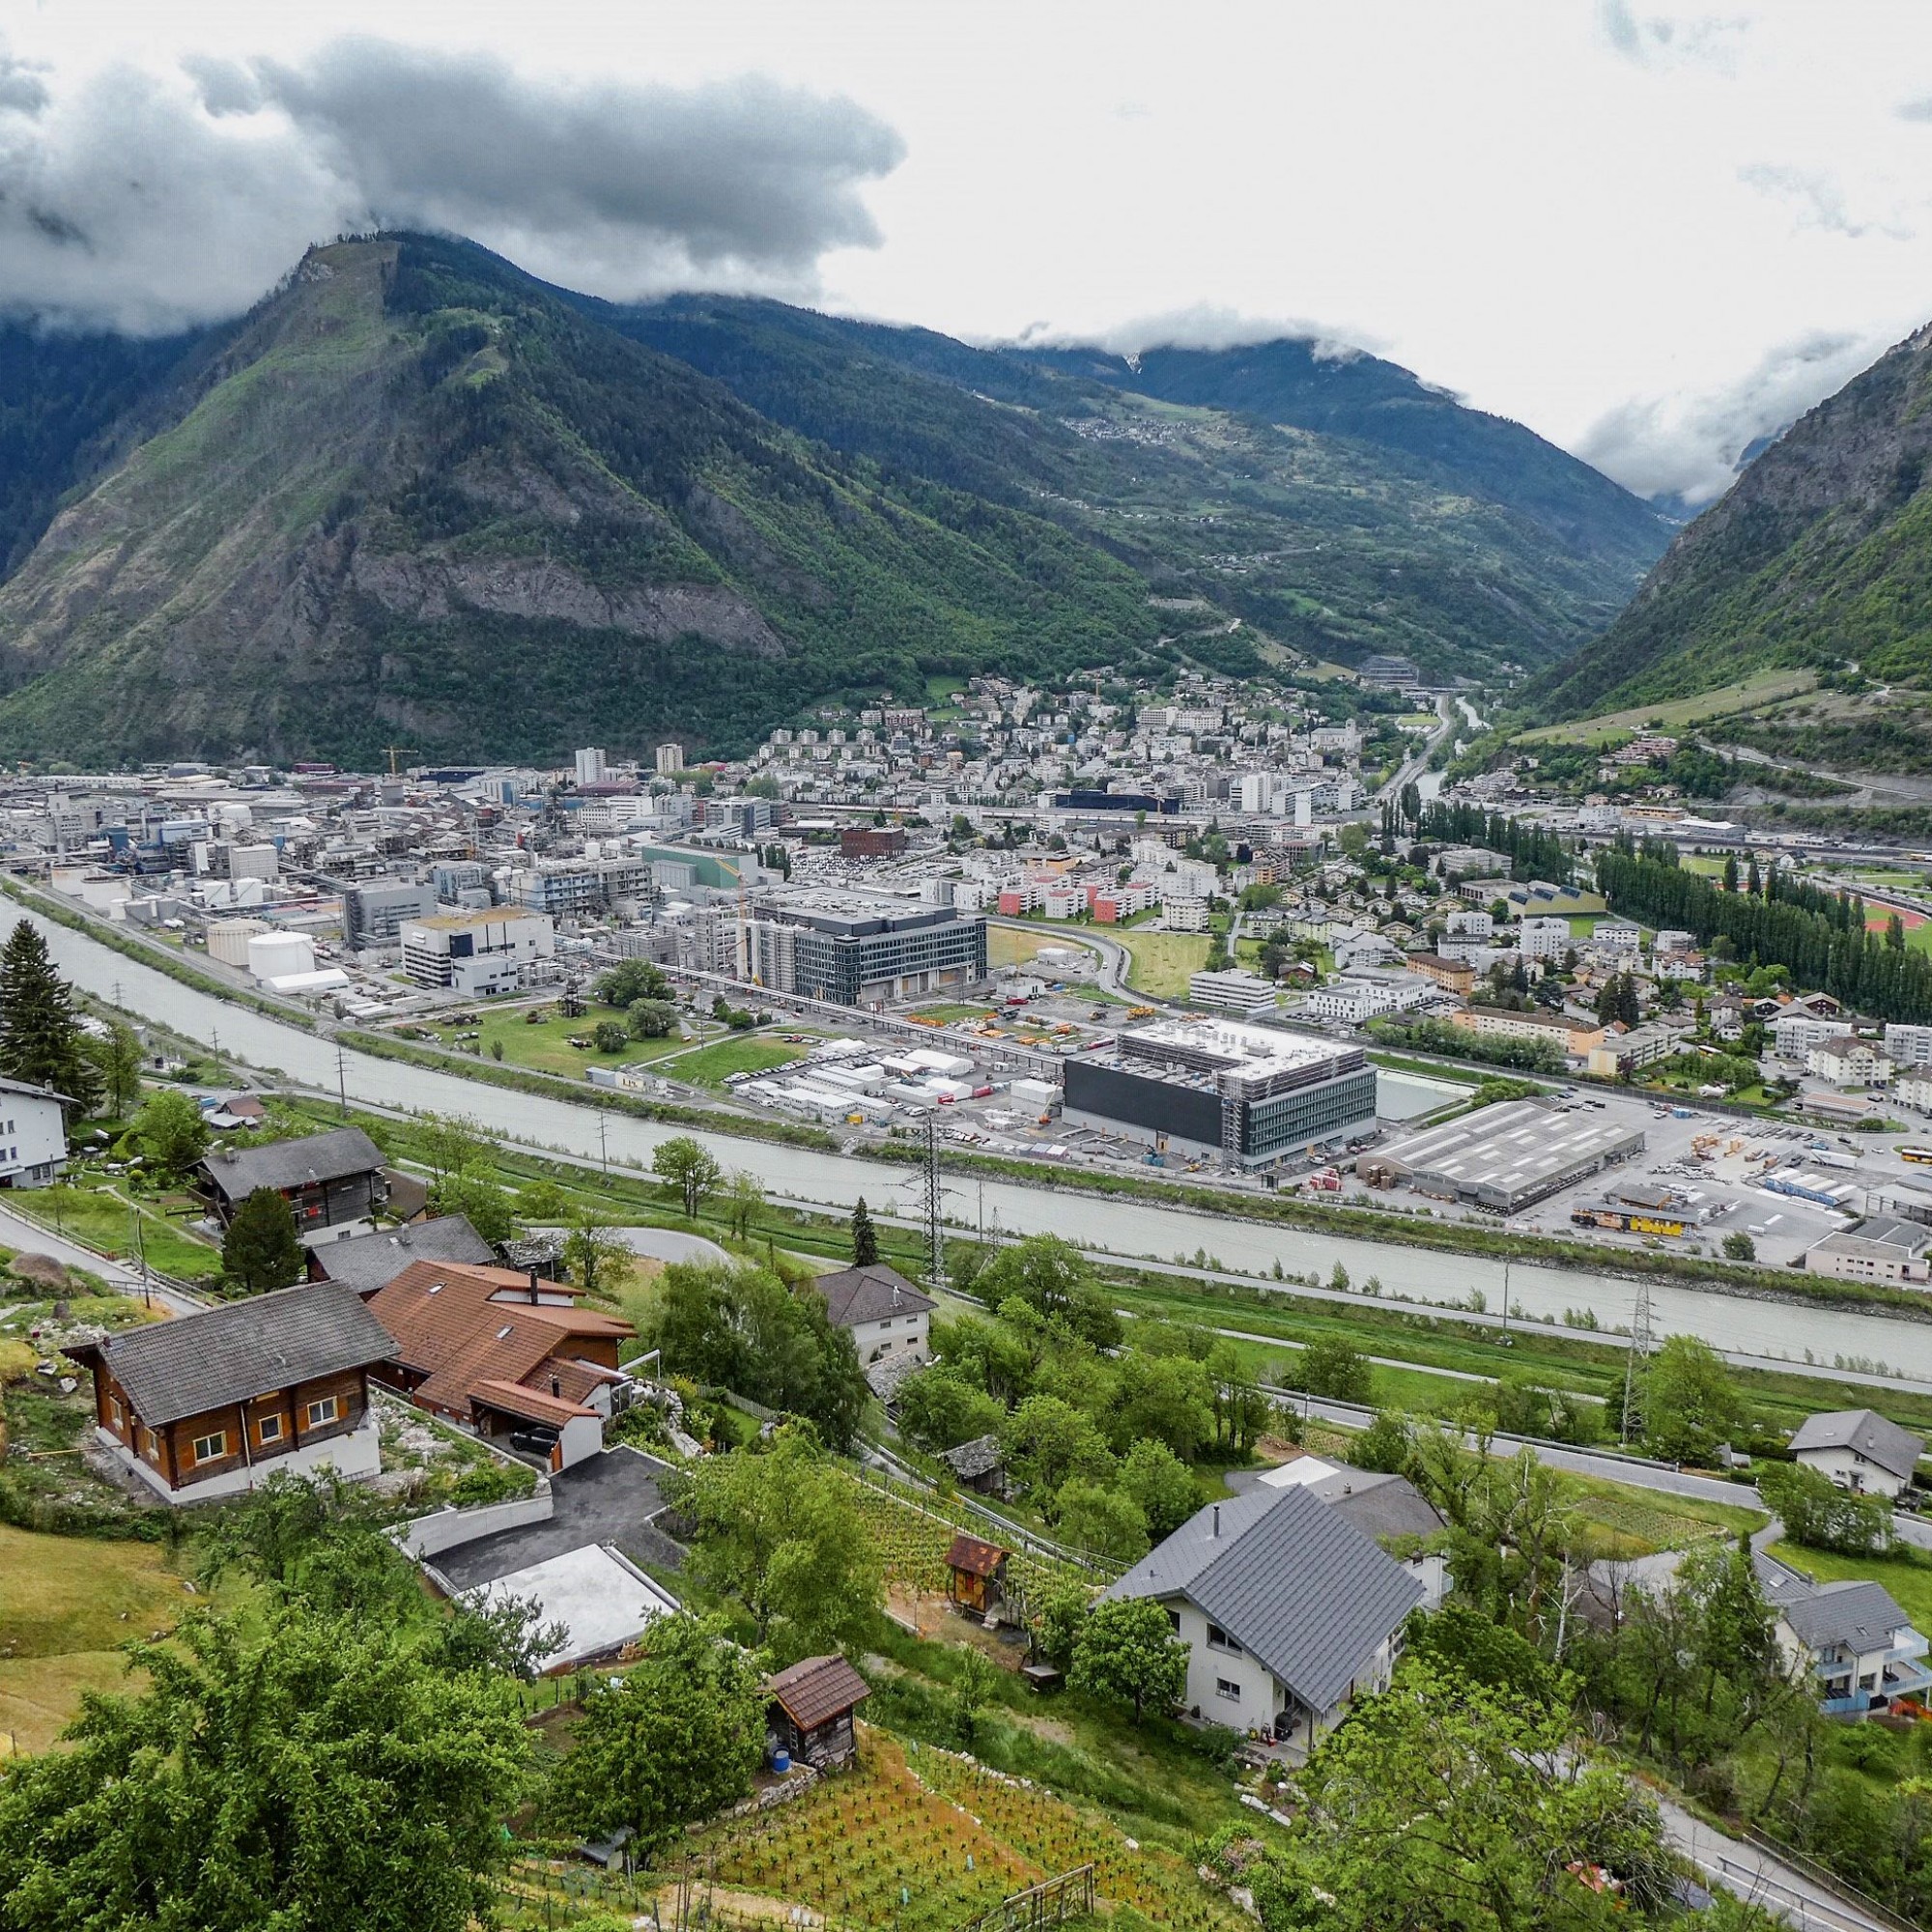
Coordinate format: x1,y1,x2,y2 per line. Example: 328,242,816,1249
380,745,417,778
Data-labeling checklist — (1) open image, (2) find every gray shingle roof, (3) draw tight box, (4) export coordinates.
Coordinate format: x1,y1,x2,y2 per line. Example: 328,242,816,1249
87,1281,396,1426
1105,1484,1424,1715
1753,1552,1915,1654
814,1264,934,1328
1302,1469,1445,1543
1787,1408,1925,1481
310,1215,495,1296
200,1127,386,1205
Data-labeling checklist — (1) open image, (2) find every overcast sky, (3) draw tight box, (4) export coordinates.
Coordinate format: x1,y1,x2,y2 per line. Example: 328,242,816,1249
9,0,1932,506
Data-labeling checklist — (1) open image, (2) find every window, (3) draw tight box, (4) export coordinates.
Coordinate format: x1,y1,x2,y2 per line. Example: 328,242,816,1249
108,1396,123,1428
1215,1678,1241,1702
257,1413,283,1444
305,1396,339,1429
1207,1622,1241,1655
1166,1608,1182,1636
190,1430,227,1463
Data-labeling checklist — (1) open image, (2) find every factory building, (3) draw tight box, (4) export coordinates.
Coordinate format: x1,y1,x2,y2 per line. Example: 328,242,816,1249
1063,1017,1378,1170
1364,1100,1644,1214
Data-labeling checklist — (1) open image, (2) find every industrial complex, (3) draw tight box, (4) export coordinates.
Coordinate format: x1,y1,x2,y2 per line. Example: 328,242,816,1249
1363,1100,1646,1214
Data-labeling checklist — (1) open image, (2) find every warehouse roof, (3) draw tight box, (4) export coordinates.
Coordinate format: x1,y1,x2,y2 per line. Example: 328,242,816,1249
1373,1100,1644,1205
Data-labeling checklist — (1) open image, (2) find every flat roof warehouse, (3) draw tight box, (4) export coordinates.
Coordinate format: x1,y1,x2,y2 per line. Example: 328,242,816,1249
1367,1099,1645,1214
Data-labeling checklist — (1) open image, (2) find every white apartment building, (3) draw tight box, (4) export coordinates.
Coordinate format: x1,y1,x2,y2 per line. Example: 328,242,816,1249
1188,969,1278,1017
1164,895,1211,933
1444,909,1493,939
1519,916,1575,962
1302,980,1401,1024
1887,1024,1932,1070
1808,1041,1894,1087
1773,1013,1854,1061
401,907,556,996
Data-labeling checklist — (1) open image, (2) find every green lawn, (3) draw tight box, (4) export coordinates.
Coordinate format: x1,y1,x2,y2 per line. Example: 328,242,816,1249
0,1523,192,1752
1114,928,1212,1000
660,1036,810,1089
908,1003,997,1024
1517,668,1820,746
7,1184,222,1280
412,1007,693,1078
1767,1542,1932,1634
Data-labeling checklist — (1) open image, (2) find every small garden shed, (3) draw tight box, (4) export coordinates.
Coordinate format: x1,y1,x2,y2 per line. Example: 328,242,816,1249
765,1654,870,1771
944,1533,1011,1616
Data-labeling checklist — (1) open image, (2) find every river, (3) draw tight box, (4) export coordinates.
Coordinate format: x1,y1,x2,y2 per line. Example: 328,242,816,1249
31,909,1932,1384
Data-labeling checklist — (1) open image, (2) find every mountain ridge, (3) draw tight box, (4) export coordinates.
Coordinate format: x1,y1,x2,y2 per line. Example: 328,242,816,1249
1531,320,1932,720
0,235,1672,763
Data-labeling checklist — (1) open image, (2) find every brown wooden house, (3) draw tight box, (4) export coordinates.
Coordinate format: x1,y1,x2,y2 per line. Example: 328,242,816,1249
765,1654,870,1771
197,1126,389,1245
67,1281,396,1504
945,1533,1011,1615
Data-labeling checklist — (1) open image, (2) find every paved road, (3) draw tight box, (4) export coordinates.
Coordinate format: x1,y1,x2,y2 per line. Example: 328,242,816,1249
0,1200,205,1316
1658,1795,1895,1931
1376,694,1456,807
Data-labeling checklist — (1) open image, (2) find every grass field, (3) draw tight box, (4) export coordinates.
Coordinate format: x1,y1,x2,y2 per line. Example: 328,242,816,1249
1864,904,1932,954
1518,668,1820,747
987,924,1100,973
662,1036,810,1088
1113,928,1212,1000
6,1184,221,1280
427,1008,695,1078
0,1524,191,1752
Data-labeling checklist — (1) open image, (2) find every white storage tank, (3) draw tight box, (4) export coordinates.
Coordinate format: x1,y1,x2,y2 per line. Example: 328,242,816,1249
246,930,317,983
207,918,270,968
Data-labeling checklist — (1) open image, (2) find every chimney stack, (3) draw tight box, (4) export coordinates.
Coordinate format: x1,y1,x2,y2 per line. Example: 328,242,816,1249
550,1374,561,1398
1211,1505,1220,1537
528,1266,540,1305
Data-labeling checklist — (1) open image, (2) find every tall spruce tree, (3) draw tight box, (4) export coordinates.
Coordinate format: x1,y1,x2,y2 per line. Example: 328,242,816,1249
222,1187,305,1295
0,920,100,1114
850,1195,879,1267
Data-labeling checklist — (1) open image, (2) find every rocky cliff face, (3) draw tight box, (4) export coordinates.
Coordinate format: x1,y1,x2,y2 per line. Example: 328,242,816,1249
1535,323,1932,719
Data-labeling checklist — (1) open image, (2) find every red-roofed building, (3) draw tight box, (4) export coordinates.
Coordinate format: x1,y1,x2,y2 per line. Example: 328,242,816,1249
366,1260,637,1470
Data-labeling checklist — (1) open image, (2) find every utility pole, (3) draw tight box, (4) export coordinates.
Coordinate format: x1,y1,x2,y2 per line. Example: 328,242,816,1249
335,1037,348,1119
1619,1281,1655,1445
598,1112,610,1183
923,1112,945,1293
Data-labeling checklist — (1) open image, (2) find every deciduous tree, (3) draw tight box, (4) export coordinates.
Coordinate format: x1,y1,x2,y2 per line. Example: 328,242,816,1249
653,1134,722,1217
1069,1597,1187,1723
131,1088,210,1179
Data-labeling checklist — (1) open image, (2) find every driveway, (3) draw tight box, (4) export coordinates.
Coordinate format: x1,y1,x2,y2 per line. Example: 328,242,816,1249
432,1446,687,1591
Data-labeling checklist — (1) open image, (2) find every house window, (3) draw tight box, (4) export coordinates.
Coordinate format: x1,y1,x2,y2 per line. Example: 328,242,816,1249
108,1396,123,1428
257,1413,283,1444
1166,1608,1182,1637
1215,1678,1241,1702
305,1396,340,1429
190,1430,227,1463
1207,1623,1241,1656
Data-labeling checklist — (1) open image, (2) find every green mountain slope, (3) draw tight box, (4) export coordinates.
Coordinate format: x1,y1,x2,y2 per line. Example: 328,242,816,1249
608,296,1672,681
0,238,1161,764
1534,322,1932,720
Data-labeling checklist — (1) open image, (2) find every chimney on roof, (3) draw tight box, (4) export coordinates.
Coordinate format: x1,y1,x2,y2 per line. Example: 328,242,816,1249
528,1266,540,1305
550,1374,561,1398
1211,1505,1220,1538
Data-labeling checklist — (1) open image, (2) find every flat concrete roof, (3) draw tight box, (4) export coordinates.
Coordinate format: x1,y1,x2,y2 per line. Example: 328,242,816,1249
1121,1014,1350,1077
1375,1099,1644,1210
467,1543,680,1669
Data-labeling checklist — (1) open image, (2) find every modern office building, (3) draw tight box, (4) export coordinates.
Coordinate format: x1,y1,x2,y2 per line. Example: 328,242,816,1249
1063,1016,1378,1169
343,877,438,950
743,890,988,1007
509,855,653,919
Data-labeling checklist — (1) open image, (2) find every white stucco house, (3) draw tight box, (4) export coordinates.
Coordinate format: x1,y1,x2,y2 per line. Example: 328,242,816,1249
0,1075,71,1188
812,1263,933,1368
1788,1408,1925,1500
1103,1483,1425,1752
1755,1550,1932,1717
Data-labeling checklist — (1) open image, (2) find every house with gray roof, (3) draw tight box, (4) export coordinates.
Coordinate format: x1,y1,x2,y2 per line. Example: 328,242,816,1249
811,1263,932,1368
1103,1483,1425,1750
307,1214,495,1297
66,1281,396,1503
1753,1550,1932,1716
1788,1408,1925,1500
197,1126,389,1247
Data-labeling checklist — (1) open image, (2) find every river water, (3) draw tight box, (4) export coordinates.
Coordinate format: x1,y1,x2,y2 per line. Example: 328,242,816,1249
32,909,1932,1383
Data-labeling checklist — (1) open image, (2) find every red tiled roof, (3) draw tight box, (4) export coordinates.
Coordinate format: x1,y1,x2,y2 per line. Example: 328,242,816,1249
765,1654,870,1730
471,1378,595,1427
368,1261,635,1423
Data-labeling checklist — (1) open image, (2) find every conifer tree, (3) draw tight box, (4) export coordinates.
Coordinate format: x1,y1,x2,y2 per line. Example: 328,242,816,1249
0,920,101,1114
222,1187,305,1295
850,1195,879,1267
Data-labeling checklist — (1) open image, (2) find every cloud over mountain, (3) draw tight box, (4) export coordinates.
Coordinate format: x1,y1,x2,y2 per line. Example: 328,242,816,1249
0,36,903,333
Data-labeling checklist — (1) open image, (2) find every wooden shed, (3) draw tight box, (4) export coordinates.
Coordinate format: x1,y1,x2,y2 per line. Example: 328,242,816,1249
765,1654,870,1771
945,1533,1011,1615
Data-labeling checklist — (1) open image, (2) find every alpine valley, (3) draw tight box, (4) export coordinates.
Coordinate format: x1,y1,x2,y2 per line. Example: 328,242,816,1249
0,233,1674,764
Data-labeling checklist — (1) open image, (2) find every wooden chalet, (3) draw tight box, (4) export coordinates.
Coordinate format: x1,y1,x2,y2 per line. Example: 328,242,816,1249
945,1533,1011,1615
197,1127,389,1244
765,1654,870,1771
66,1280,395,1503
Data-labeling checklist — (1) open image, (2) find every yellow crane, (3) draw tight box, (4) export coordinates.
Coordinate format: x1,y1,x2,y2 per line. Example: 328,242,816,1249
380,745,417,778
